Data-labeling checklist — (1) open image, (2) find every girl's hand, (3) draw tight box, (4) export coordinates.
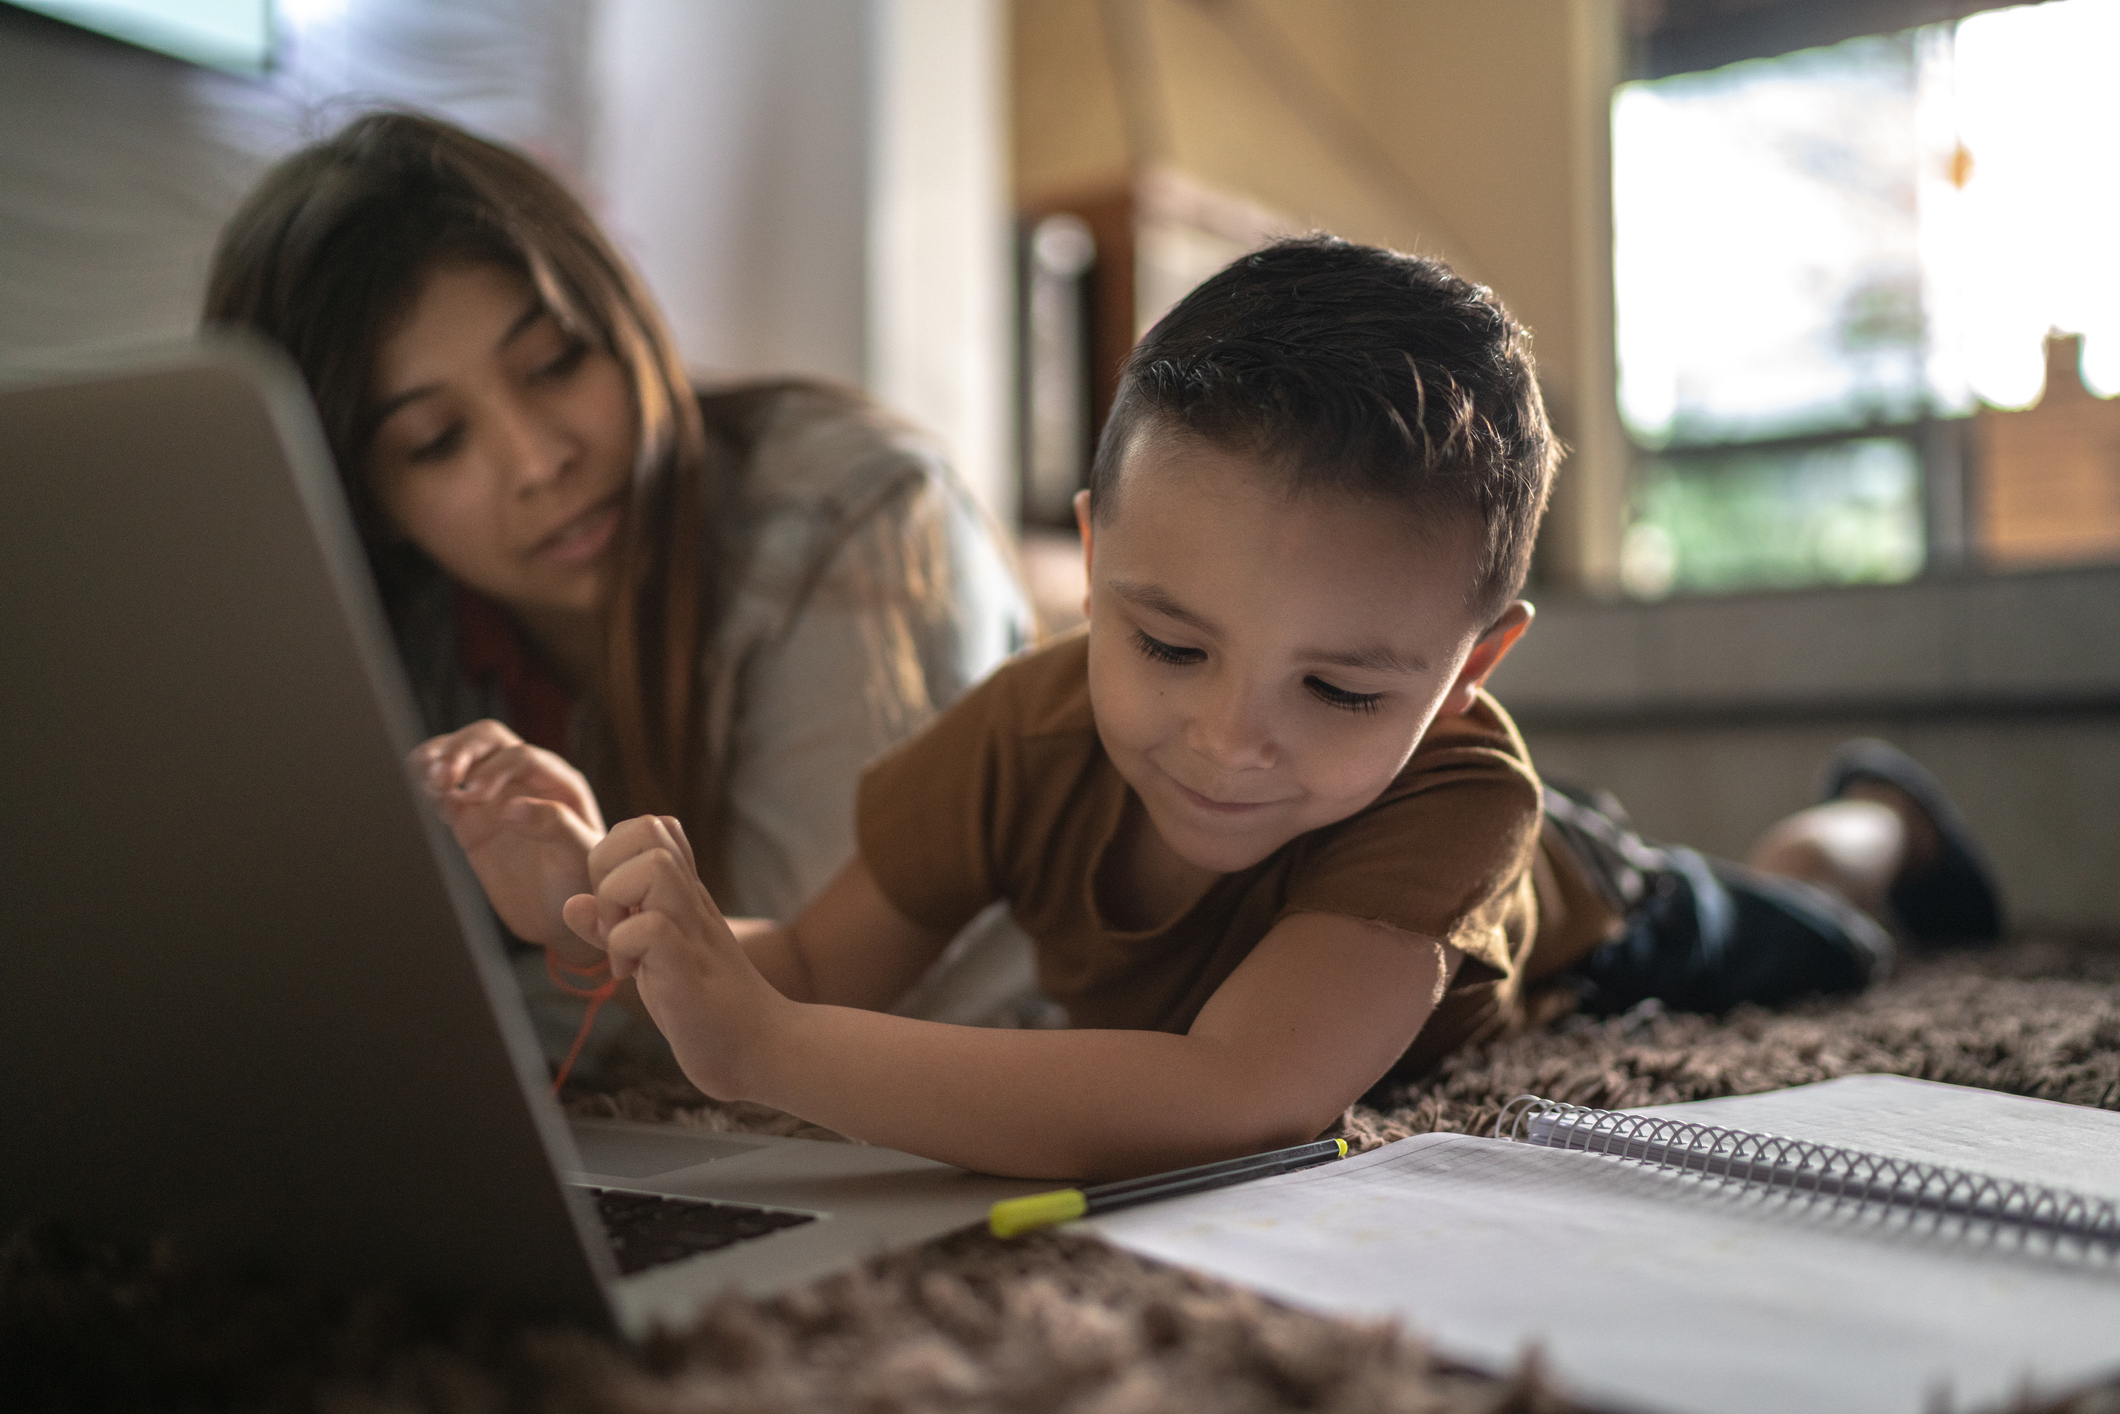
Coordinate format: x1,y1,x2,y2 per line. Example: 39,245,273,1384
408,720,604,950
561,815,785,1100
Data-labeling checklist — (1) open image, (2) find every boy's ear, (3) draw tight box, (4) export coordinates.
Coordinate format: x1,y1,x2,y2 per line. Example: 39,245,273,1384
1073,489,1094,622
1439,601,1534,717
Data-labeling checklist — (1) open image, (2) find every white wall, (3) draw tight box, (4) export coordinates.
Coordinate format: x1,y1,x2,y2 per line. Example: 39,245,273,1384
0,12,276,362
585,0,868,388
0,0,1015,519
865,0,1014,524
587,0,1014,522
0,1,597,365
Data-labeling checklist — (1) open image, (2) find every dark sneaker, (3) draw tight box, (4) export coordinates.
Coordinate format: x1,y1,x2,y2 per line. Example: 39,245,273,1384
1573,847,1894,1017
1818,739,2005,945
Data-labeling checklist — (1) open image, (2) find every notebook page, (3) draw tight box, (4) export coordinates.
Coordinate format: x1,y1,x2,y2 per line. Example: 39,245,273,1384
1627,1075,2120,1200
1090,1132,2120,1414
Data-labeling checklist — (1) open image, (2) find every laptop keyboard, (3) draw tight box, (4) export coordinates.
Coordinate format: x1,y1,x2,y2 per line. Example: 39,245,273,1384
585,1187,816,1275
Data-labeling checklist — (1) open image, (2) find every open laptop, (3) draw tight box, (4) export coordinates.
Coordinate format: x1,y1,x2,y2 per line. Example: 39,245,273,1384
0,340,1041,1335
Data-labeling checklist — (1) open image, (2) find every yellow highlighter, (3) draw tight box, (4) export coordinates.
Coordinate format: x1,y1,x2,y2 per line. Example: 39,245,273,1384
989,1137,1349,1238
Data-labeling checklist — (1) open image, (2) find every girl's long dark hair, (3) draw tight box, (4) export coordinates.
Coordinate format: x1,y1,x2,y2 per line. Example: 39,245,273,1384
204,111,718,863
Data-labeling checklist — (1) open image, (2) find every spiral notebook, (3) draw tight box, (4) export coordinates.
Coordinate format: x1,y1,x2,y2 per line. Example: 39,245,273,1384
1089,1076,2120,1414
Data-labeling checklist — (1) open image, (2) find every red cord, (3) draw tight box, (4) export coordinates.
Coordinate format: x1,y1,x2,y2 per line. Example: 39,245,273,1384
545,947,620,1094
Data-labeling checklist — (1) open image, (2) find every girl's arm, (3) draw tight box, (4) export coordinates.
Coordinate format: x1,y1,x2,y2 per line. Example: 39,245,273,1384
729,862,962,1010
713,419,1032,922
411,719,604,954
405,726,829,1021
566,817,1457,1181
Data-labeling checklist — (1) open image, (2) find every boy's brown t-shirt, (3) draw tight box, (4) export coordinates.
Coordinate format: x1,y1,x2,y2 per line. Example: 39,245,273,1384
856,633,1606,1071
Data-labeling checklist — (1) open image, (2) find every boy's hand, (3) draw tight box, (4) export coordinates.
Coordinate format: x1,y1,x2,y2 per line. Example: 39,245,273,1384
409,720,605,951
562,815,784,1100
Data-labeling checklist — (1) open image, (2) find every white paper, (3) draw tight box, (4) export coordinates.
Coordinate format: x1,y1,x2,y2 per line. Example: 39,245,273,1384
1090,1077,2120,1414
1631,1075,2120,1200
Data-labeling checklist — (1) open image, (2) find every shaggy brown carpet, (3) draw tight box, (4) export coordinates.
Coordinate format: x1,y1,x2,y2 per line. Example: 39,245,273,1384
8,939,2120,1414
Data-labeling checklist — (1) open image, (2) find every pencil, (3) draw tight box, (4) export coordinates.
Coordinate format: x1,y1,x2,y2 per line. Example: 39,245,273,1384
988,1137,1349,1238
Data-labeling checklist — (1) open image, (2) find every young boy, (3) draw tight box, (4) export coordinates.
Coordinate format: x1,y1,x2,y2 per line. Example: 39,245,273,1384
549,237,1605,1181
457,239,1964,1180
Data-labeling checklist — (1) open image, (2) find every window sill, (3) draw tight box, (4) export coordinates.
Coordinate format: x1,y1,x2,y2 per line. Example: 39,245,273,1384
1494,564,2120,730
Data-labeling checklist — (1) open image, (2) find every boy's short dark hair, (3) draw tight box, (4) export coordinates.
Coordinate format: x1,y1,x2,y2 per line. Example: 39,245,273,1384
1088,236,1559,622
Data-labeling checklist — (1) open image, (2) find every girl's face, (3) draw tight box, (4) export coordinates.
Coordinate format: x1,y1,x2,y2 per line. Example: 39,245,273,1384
367,262,638,621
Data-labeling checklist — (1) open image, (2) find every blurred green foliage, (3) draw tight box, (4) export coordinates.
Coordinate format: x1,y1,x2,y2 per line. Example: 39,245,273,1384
1622,437,1926,597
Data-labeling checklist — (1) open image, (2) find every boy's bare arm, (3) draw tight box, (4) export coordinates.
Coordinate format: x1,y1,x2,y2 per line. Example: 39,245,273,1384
569,818,1456,1181
757,905,1457,1180
732,864,957,1009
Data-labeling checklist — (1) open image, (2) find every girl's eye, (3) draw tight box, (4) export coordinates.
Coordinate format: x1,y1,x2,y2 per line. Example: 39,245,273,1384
533,338,590,381
1133,629,1203,666
406,423,465,464
1305,676,1384,715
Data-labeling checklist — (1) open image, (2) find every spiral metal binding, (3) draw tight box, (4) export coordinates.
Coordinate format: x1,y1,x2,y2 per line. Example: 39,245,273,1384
1494,1095,2120,1254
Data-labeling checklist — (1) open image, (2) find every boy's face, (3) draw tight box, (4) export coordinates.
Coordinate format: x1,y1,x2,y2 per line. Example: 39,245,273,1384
1078,435,1531,877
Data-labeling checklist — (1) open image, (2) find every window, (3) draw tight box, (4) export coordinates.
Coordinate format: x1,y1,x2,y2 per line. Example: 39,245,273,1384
1612,0,2120,597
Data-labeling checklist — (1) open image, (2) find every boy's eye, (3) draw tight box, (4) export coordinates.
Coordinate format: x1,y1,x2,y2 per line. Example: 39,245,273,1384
1132,629,1203,667
1305,676,1384,715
